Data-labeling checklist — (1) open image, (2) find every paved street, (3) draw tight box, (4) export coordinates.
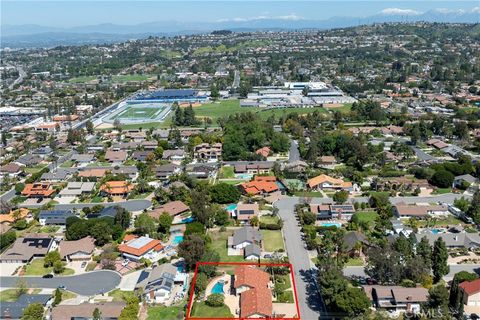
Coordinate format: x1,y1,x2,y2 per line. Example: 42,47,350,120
343,265,480,282
21,199,152,212
0,270,121,295
275,197,323,320
289,140,300,163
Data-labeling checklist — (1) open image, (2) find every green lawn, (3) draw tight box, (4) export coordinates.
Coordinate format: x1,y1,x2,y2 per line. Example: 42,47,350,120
261,230,284,252
345,257,364,266
324,103,353,114
276,291,294,303
24,165,47,174
208,230,244,262
68,76,97,83
147,305,185,320
218,180,245,186
432,187,452,195
108,289,136,302
60,290,77,301
190,302,234,318
354,211,378,225
417,216,465,227
0,289,41,302
112,75,153,82
293,191,324,197
60,160,74,168
24,258,74,276
260,215,280,225
194,100,329,125
116,107,162,120
219,166,235,179
120,122,167,130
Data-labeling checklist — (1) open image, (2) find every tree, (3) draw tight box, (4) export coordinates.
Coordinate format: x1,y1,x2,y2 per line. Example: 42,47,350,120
157,212,173,235
467,190,480,224
90,221,112,246
195,272,208,293
209,183,241,204
134,213,156,236
0,230,16,251
86,120,94,134
301,212,316,225
92,307,102,320
432,238,449,282
449,271,478,313
190,190,213,227
429,170,454,188
44,250,61,267
21,303,44,320
178,235,205,271
198,251,220,277
16,279,28,297
249,216,259,227
213,208,229,226
416,236,432,269
206,293,224,307
333,191,349,204
53,260,65,274
334,287,370,316
427,283,449,315
114,207,131,230
53,288,62,306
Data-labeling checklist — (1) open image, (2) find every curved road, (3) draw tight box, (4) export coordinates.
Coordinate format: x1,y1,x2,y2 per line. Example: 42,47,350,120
0,270,121,296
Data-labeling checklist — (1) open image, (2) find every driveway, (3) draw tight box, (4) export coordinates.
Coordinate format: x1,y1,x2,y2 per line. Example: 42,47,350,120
0,270,121,295
275,197,324,320
288,140,300,163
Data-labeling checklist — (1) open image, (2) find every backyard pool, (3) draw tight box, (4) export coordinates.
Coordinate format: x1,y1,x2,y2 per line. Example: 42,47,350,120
235,173,253,180
181,217,194,223
431,228,446,234
172,235,184,245
225,204,237,212
211,280,225,294
321,222,341,228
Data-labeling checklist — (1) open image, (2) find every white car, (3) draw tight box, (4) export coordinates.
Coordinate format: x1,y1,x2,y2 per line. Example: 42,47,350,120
121,259,130,267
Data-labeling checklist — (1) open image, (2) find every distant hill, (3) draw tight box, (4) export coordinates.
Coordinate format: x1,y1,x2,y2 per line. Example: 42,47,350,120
2,9,479,48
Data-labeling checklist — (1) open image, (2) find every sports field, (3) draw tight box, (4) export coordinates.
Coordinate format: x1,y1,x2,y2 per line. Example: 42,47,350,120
115,107,162,120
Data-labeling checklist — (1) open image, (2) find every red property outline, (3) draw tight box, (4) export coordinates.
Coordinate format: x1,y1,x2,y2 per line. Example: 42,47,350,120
186,261,301,320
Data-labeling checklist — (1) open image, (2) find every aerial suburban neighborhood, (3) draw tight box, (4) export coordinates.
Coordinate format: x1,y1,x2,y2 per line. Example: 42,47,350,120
0,1,480,320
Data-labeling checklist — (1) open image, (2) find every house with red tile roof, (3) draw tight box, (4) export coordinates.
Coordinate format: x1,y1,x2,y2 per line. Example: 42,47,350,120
240,176,279,195
255,146,271,158
307,174,353,192
118,235,163,262
459,278,480,308
21,183,56,198
234,265,273,318
100,181,134,197
149,201,190,219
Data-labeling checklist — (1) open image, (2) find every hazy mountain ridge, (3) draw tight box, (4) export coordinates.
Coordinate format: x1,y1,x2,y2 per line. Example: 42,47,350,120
2,10,479,48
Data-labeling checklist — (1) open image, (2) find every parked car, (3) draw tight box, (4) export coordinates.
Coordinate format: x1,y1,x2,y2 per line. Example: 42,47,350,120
263,254,272,259
121,259,129,267
42,274,53,278
57,285,66,290
81,261,87,268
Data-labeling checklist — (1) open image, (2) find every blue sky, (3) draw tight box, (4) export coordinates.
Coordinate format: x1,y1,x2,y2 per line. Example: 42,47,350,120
2,1,479,27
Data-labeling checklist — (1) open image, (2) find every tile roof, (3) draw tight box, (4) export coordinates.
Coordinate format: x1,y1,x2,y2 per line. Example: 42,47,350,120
21,183,55,197
51,302,126,320
240,176,279,195
307,174,351,189
118,235,163,257
100,181,134,195
459,278,480,296
234,266,272,318
149,201,190,218
59,236,95,259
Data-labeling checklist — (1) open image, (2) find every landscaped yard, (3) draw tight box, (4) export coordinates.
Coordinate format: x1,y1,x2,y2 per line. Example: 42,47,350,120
417,216,465,227
432,187,452,195
208,230,244,262
24,258,75,276
292,191,324,197
190,302,234,318
345,257,364,266
0,288,41,302
354,211,378,225
219,166,235,179
147,305,185,320
108,289,136,302
60,160,74,168
261,230,284,252
260,215,280,225
24,165,47,174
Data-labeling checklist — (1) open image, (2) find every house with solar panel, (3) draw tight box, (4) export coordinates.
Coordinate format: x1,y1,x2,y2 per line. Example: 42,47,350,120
136,263,188,305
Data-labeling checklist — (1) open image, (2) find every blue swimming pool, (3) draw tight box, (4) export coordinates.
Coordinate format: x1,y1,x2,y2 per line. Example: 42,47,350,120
321,222,341,228
431,228,444,234
225,204,237,212
211,281,224,294
172,235,184,245
235,173,253,180
181,217,194,223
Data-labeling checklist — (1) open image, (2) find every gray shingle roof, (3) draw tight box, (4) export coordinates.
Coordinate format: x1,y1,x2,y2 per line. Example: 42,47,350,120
232,227,262,246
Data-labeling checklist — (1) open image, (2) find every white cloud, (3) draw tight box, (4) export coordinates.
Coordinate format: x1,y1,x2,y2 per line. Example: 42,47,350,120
217,13,304,23
380,8,422,16
470,7,480,13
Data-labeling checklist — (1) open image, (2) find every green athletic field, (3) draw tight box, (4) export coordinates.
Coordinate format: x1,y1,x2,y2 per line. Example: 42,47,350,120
114,106,162,120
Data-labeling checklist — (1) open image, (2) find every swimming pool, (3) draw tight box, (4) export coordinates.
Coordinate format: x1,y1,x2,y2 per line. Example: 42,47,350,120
431,228,445,234
181,217,194,223
211,281,224,294
321,222,341,228
172,235,184,245
225,204,237,212
235,173,253,180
